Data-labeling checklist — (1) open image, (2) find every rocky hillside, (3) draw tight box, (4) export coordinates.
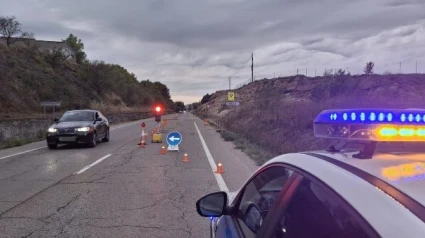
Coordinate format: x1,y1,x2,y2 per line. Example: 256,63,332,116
197,74,425,156
0,43,172,118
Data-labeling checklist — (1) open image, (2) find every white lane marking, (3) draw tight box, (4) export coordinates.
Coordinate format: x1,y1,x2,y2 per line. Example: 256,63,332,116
0,146,47,161
74,154,112,175
0,120,144,160
194,122,229,193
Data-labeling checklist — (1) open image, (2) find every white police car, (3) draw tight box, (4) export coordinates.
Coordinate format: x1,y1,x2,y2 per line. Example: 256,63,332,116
196,109,425,238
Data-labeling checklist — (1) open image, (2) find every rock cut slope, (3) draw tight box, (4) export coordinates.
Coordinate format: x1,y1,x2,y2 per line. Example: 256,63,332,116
197,74,425,156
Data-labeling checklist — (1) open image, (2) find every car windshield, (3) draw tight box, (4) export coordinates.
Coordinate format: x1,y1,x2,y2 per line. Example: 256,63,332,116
59,111,94,122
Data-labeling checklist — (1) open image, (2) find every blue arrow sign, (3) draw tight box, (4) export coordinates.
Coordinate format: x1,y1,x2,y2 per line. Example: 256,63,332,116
166,131,182,146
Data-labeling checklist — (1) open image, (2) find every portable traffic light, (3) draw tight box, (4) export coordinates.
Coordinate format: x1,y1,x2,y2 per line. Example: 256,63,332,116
153,105,163,122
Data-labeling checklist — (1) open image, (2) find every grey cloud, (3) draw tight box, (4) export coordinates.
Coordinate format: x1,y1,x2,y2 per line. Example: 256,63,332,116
0,0,424,103
385,0,425,7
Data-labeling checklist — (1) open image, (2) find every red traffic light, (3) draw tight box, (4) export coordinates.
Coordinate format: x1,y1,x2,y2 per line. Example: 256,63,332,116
155,106,161,112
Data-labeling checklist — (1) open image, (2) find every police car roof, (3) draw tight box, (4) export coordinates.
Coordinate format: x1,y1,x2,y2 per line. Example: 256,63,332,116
266,149,425,206
258,108,425,235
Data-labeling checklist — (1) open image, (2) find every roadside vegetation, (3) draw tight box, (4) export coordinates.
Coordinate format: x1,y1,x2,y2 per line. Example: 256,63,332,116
219,129,277,165
0,16,174,118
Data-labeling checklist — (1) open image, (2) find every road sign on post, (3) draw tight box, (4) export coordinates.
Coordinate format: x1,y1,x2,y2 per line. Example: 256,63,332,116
166,131,182,152
41,101,61,118
141,122,146,128
40,101,61,107
226,102,240,106
228,92,235,101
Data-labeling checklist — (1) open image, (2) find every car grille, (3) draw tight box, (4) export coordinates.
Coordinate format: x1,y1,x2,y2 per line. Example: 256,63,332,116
58,128,76,134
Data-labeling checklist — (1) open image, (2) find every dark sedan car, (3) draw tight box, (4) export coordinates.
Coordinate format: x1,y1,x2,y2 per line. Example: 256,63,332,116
46,109,110,149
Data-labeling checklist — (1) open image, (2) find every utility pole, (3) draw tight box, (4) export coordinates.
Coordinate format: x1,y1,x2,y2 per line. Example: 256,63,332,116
251,52,254,83
229,77,231,90
400,62,402,73
416,61,418,74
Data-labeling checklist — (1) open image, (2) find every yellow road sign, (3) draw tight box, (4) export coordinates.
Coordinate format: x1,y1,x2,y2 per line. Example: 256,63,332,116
228,92,235,101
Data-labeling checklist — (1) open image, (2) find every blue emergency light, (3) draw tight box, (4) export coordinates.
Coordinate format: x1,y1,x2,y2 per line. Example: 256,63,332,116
314,109,425,142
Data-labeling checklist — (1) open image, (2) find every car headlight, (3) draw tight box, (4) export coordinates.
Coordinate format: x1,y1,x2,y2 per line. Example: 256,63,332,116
48,128,57,133
76,127,91,132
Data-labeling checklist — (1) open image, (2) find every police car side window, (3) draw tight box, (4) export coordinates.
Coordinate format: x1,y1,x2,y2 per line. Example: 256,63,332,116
237,166,294,237
273,179,377,238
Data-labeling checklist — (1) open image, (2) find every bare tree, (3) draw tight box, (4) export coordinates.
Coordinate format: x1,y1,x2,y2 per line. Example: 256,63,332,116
364,62,375,75
0,16,34,46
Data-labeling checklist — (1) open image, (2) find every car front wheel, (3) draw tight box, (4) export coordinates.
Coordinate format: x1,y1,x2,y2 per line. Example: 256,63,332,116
102,128,109,142
89,132,97,148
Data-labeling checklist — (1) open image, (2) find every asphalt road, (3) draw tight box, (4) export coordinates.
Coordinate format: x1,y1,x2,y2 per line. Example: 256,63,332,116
0,113,258,237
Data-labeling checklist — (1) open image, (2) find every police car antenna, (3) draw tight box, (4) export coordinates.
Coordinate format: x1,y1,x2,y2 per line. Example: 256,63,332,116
352,141,377,159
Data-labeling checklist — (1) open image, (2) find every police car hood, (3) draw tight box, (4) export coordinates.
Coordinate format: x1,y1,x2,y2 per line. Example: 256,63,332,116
313,150,425,208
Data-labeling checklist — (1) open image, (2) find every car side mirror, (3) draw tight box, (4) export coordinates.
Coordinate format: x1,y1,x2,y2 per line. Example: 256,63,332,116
54,118,59,123
96,117,102,122
196,191,227,217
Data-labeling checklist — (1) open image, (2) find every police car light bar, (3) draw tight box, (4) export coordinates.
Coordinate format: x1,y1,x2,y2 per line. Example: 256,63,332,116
314,109,425,142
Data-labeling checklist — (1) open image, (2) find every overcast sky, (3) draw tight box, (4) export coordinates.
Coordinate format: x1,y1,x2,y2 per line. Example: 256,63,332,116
1,0,424,103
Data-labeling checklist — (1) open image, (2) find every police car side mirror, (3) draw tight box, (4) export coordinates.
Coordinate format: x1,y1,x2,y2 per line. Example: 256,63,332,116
196,191,228,217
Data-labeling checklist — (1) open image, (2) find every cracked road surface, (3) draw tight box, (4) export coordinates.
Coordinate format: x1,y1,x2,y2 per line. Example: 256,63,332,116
0,113,258,237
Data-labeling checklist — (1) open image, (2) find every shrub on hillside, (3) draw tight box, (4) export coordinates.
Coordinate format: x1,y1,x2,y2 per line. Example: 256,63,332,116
44,48,67,68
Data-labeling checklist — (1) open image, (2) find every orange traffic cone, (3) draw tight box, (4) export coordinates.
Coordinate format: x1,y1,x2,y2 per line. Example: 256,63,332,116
215,162,224,174
160,146,167,155
182,153,189,162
